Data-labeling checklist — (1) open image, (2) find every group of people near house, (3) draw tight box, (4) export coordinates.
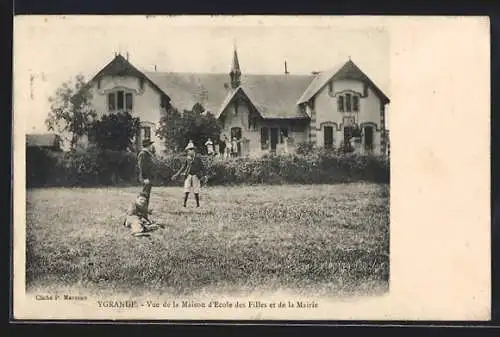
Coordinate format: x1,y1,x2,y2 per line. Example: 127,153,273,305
123,138,210,237
203,135,242,158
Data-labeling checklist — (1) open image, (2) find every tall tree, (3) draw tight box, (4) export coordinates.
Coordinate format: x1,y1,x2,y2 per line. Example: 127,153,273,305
88,111,140,151
45,74,97,150
156,106,183,153
156,105,221,154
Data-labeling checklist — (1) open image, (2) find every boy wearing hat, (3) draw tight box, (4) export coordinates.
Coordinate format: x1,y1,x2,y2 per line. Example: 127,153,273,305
137,139,156,212
123,192,164,237
171,142,208,208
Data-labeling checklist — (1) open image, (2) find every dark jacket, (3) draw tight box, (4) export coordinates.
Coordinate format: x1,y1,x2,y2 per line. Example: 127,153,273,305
176,156,205,177
137,149,155,180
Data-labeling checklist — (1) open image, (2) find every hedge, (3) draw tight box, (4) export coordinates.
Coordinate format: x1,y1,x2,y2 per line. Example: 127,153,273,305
26,148,389,188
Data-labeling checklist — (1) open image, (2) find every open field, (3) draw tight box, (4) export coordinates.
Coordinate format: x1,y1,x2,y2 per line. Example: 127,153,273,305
26,183,389,297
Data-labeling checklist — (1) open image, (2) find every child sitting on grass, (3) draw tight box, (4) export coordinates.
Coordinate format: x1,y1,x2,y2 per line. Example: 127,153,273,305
123,192,164,237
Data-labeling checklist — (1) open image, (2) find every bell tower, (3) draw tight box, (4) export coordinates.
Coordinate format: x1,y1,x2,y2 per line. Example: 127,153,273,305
229,46,241,89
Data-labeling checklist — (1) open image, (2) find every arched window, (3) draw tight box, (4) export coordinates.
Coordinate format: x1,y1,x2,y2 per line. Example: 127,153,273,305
324,126,334,149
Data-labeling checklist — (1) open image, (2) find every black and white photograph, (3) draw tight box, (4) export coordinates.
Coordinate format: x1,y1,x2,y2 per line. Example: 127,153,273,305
13,16,490,321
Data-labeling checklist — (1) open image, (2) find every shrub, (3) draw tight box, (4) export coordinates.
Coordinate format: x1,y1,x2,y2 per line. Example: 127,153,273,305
26,147,62,187
295,141,316,156
26,149,389,188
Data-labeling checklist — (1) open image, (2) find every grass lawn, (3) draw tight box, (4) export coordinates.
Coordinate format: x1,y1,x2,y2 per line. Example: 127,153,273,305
26,183,389,298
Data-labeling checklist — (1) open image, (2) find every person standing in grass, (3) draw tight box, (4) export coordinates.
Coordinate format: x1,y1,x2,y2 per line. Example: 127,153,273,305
137,139,156,214
171,142,208,208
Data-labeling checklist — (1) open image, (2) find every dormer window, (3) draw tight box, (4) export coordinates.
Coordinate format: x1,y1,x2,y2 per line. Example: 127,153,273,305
107,90,134,112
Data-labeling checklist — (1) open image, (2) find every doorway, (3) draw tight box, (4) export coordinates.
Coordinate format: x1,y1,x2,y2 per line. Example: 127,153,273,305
231,127,242,155
364,126,374,152
270,127,279,152
343,126,353,152
324,126,334,149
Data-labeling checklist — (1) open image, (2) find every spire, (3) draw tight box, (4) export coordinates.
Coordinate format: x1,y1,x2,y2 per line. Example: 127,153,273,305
229,44,241,89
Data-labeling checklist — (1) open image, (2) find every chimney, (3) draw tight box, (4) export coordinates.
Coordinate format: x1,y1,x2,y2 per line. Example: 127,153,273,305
154,65,157,72
284,60,289,75
126,52,129,61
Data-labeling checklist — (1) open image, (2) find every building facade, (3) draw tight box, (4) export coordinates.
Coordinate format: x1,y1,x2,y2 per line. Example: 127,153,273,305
85,50,390,157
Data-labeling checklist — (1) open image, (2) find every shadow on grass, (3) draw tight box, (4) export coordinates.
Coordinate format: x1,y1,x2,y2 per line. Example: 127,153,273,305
166,210,216,216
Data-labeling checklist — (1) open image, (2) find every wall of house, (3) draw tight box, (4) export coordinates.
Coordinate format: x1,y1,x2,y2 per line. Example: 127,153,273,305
219,100,309,156
331,79,364,94
219,100,259,156
313,79,385,154
88,75,166,155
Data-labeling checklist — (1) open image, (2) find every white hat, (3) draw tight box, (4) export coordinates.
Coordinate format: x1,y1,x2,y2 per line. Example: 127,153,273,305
185,142,195,150
205,139,213,145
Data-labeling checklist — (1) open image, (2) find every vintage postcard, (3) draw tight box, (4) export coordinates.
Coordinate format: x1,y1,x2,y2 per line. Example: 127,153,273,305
12,15,490,321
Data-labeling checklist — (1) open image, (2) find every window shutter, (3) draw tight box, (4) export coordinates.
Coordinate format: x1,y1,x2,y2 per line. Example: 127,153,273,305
337,96,344,112
125,93,133,111
353,96,359,112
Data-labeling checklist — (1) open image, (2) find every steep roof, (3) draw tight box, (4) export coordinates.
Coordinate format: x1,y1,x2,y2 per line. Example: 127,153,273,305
91,54,171,101
144,71,313,119
26,133,62,148
297,59,390,105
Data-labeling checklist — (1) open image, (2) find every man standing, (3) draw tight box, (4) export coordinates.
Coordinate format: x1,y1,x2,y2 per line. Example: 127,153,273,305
137,139,156,212
171,142,208,208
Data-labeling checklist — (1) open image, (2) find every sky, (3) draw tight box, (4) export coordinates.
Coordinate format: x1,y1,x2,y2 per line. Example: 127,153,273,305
14,16,390,133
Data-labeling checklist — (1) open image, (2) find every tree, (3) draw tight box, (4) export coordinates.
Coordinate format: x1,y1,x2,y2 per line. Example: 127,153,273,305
45,74,97,150
156,105,221,154
88,111,140,151
156,106,183,153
